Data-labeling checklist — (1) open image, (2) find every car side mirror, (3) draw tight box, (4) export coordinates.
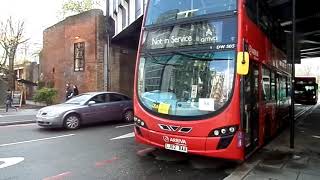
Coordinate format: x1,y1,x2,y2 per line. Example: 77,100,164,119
88,101,96,106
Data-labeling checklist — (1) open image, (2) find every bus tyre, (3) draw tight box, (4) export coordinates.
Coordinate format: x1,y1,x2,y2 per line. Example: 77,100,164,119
64,114,81,130
123,110,134,122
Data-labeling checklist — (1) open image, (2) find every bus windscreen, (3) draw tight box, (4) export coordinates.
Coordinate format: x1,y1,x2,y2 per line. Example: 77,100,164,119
145,0,237,25
137,50,235,118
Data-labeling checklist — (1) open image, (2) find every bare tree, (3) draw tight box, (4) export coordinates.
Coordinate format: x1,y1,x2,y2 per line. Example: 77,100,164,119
0,17,28,90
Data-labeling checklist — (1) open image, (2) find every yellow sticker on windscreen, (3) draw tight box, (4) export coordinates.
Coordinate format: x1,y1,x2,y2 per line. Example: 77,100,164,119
158,103,170,114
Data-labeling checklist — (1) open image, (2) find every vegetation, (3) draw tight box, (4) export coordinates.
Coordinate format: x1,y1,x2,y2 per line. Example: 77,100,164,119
0,17,28,89
37,81,54,89
33,88,58,105
60,0,104,18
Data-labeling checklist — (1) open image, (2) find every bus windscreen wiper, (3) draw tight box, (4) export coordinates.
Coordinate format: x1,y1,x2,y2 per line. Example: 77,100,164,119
172,51,232,61
143,51,182,66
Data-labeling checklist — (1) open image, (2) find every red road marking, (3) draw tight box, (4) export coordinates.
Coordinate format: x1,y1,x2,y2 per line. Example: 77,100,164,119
95,157,118,167
137,147,156,156
43,171,72,180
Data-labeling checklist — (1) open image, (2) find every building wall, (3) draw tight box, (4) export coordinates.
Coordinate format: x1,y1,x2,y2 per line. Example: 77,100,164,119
14,62,39,100
41,9,106,102
109,45,137,97
109,0,147,35
106,0,145,97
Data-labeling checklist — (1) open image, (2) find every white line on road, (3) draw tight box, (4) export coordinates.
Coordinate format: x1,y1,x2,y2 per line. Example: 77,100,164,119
0,114,36,118
0,123,36,128
0,157,24,169
0,134,75,147
110,132,135,140
0,120,35,124
115,123,134,128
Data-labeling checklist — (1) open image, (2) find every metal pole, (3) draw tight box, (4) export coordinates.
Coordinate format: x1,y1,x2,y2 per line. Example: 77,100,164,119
290,0,296,149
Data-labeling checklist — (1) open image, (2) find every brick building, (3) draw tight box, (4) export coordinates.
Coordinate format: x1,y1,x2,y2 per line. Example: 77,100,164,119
40,2,146,102
14,62,39,101
40,9,106,102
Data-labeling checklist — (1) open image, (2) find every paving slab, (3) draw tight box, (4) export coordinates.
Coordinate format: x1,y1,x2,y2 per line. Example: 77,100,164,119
258,150,291,169
297,173,320,180
245,165,299,180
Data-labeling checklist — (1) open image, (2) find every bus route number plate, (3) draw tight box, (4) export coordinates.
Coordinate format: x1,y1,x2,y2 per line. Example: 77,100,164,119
165,143,188,153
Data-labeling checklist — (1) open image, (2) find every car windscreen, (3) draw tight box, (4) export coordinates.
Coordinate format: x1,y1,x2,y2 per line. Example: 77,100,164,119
65,94,92,105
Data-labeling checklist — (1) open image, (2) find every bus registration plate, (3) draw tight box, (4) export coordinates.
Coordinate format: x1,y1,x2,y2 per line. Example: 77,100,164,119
165,143,188,153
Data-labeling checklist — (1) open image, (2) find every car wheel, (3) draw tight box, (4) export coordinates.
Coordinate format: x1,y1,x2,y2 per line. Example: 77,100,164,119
123,110,134,122
64,114,80,130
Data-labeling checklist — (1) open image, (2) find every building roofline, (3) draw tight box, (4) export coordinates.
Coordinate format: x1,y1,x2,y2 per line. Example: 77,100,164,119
44,9,104,33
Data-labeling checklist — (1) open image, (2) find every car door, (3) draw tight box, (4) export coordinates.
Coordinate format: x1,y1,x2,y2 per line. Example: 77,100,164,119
102,93,127,121
83,94,107,123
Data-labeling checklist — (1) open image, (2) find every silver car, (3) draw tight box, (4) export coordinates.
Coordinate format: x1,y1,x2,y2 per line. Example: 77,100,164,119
36,92,133,129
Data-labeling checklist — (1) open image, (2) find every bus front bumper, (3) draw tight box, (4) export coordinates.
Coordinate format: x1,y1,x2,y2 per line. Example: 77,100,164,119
134,125,244,161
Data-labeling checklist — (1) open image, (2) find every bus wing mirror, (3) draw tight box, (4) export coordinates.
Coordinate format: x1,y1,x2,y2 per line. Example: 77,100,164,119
237,52,249,75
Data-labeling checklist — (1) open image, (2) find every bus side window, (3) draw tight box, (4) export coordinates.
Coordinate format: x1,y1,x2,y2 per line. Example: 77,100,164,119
245,0,258,23
281,76,287,100
287,77,291,97
262,67,271,101
271,72,276,100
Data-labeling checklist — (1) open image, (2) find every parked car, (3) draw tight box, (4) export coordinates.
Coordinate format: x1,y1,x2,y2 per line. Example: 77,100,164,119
36,92,133,129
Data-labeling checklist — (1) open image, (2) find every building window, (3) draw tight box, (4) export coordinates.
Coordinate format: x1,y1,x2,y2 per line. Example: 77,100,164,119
121,7,127,29
74,42,85,71
135,0,142,18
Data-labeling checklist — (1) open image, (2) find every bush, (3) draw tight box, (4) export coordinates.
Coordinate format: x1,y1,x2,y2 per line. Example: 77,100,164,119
33,88,58,105
37,81,54,89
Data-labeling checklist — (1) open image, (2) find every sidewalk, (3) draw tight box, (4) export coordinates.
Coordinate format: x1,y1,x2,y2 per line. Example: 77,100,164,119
0,100,45,112
226,104,320,180
0,100,44,126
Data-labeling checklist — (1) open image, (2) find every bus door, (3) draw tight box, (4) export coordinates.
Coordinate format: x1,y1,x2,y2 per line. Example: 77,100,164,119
242,62,260,154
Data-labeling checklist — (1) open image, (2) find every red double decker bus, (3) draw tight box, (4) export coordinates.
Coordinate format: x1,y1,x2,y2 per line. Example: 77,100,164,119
294,77,318,105
134,0,291,160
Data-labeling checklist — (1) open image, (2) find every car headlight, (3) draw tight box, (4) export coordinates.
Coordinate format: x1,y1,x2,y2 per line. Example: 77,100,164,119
37,110,42,116
46,110,62,117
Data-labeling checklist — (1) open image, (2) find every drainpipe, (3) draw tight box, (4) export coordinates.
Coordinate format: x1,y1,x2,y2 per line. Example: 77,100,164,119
290,0,296,149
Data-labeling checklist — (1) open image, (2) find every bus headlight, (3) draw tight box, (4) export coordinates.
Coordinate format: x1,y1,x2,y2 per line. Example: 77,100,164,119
213,130,220,136
134,116,147,128
209,125,238,137
229,127,235,133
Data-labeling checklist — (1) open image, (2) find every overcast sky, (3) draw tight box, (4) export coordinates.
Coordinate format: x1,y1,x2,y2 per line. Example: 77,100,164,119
0,0,105,62
0,0,64,44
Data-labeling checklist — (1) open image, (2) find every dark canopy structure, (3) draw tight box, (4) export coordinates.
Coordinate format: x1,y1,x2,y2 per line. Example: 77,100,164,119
268,0,320,59
268,0,320,148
